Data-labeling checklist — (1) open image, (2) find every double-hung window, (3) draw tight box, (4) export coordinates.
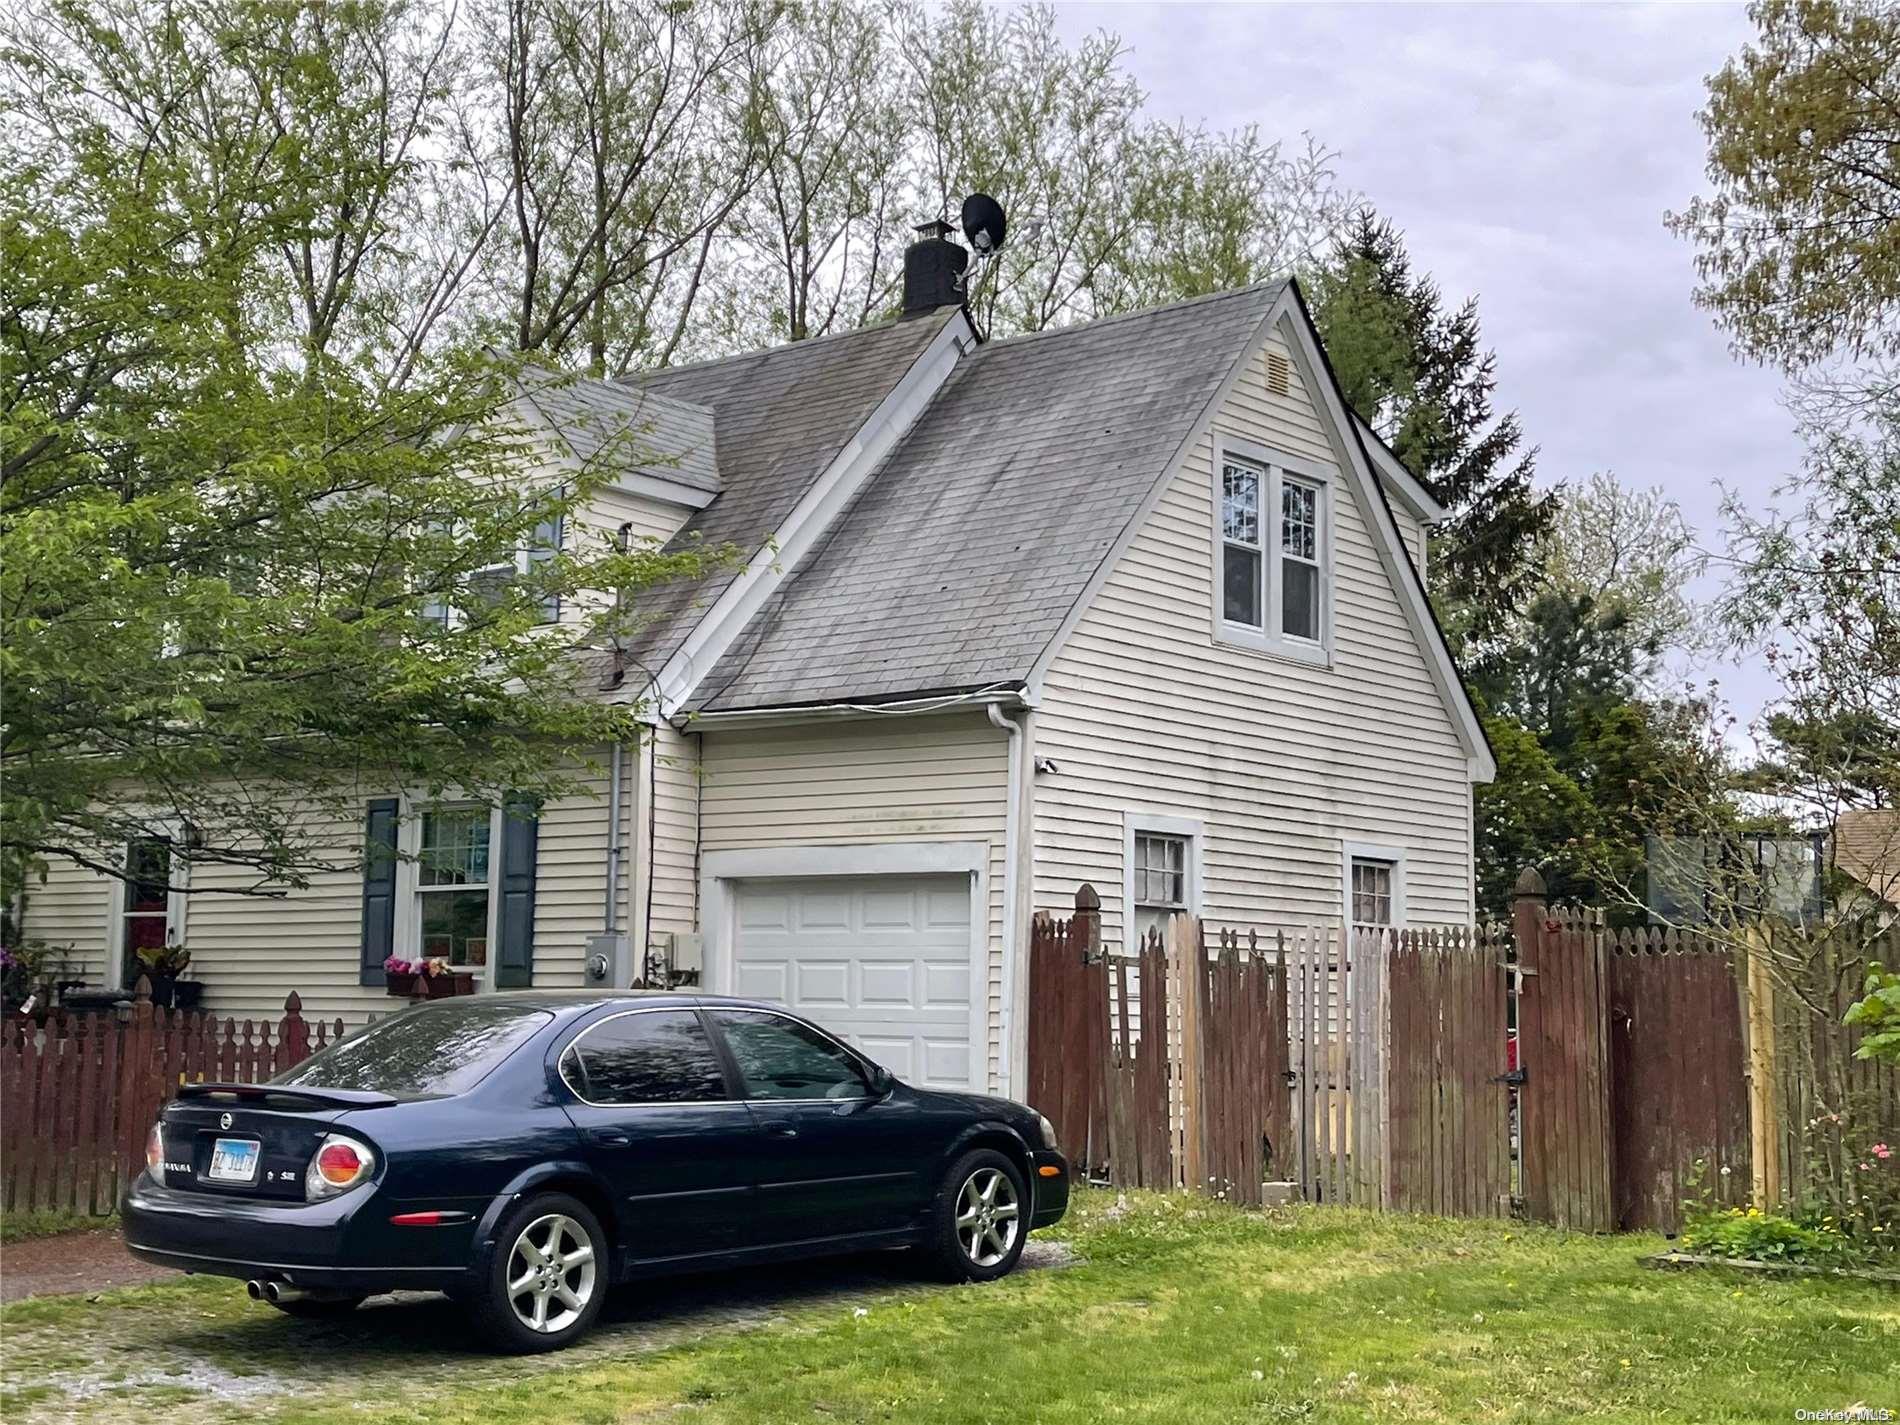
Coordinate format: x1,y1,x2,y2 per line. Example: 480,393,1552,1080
1218,450,1329,659
415,805,495,969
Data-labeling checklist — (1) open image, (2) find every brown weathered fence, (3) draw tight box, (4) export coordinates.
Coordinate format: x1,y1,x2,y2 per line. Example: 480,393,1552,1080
1383,928,1513,1218
1026,872,1879,1235
1606,926,1751,1232
1025,891,1291,1205
0,984,343,1214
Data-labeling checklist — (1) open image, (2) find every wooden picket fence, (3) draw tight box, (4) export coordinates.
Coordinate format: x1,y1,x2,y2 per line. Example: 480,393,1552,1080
0,982,343,1214
1025,891,1291,1205
1025,876,1880,1236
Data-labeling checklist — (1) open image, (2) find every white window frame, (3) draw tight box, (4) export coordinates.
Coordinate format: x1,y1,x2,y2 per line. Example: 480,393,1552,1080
423,506,563,629
105,829,190,991
1122,812,1204,951
393,795,505,993
1342,840,1407,933
1211,436,1333,666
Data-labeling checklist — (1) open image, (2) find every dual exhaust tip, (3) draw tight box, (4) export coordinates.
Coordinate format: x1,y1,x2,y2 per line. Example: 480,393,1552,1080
246,1277,349,1306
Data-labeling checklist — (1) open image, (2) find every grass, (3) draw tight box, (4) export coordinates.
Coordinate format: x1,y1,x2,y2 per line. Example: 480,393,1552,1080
0,1208,115,1243
3,1189,1896,1424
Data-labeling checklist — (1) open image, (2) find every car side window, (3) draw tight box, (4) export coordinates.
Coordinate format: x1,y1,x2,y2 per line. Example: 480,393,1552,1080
562,1010,728,1105
710,1010,870,1102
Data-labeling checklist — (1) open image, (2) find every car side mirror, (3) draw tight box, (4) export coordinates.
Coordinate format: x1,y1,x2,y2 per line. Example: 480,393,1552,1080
865,1064,895,1097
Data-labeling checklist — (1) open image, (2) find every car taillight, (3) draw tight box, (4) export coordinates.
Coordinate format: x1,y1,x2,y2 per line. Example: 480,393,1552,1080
145,1122,165,1180
305,1134,376,1200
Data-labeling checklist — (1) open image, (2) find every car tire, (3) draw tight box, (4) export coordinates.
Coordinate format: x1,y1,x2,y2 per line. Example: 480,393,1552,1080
267,1294,366,1318
920,1148,1029,1283
464,1192,608,1354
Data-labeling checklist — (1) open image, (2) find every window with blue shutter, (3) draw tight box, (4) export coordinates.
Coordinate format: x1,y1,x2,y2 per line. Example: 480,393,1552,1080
493,795,539,988
360,798,400,986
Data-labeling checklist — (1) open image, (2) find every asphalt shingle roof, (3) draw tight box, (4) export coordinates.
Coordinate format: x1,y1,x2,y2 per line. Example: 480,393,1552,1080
521,377,720,492
686,282,1285,712
610,309,959,675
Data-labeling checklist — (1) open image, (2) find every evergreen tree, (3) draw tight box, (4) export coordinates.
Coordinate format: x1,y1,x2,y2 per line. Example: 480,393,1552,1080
1310,209,1555,645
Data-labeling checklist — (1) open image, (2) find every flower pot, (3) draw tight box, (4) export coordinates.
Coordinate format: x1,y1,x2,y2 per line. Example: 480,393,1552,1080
384,971,418,997
146,974,176,1009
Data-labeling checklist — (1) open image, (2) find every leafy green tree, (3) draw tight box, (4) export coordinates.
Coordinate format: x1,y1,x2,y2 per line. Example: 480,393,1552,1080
1,0,728,905
1668,0,1900,376
1309,209,1555,644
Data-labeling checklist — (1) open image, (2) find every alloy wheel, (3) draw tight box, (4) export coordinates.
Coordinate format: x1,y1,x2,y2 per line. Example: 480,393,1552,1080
954,1166,1020,1267
505,1212,597,1334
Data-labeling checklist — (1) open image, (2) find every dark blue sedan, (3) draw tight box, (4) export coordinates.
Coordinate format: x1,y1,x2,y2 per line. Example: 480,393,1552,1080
123,992,1069,1352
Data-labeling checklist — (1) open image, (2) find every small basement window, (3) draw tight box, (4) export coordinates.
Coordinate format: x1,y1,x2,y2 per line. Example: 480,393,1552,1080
1132,832,1189,946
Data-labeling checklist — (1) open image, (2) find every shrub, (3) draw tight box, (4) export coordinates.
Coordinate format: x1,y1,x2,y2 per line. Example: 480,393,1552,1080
1678,1205,1853,1265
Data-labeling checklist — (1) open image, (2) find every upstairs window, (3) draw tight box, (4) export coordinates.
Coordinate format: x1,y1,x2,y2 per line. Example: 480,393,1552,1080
1280,476,1321,642
1215,448,1329,661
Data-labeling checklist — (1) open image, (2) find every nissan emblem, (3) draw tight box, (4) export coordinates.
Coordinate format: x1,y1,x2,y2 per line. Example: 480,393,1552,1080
219,1112,233,1130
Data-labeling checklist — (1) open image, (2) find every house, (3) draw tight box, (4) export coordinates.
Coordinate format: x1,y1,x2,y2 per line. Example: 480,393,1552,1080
1835,808,1900,914
21,227,1494,1101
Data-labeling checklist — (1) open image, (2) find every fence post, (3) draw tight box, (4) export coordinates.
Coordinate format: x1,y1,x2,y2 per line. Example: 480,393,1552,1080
279,991,310,1071
1742,919,1781,1210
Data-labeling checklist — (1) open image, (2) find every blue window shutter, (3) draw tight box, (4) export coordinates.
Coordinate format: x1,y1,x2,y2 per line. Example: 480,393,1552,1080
360,798,399,987
495,795,539,988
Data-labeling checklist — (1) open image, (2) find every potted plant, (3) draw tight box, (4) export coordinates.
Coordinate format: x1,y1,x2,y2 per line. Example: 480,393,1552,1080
133,943,193,1008
416,957,475,997
383,956,419,997
1,939,71,1019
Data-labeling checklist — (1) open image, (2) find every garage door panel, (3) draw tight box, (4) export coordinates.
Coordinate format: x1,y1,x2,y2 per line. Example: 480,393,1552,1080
858,961,916,1007
922,1039,970,1085
730,873,977,1091
733,960,789,1002
793,890,851,932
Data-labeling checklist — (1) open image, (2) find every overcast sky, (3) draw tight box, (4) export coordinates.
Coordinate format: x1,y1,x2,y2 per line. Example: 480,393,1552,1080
1047,0,1795,727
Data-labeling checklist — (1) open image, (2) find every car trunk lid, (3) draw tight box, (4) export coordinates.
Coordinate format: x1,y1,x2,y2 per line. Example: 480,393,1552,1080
155,1084,395,1201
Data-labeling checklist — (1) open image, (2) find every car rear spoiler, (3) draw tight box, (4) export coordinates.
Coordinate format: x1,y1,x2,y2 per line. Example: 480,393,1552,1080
175,1082,400,1110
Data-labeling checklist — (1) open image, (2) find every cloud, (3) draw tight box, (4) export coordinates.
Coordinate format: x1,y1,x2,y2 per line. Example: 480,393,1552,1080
1050,0,1797,723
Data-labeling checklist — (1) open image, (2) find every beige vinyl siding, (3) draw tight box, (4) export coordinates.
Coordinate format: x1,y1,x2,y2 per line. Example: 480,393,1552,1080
647,721,702,945
1032,328,1475,949
19,751,628,1024
696,713,1011,1089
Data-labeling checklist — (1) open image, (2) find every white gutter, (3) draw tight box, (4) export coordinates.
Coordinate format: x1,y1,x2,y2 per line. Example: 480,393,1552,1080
603,740,623,930
674,683,1030,732
987,703,1026,1098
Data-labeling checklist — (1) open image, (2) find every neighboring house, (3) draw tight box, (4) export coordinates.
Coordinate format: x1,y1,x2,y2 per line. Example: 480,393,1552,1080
1835,808,1900,914
22,227,1494,1101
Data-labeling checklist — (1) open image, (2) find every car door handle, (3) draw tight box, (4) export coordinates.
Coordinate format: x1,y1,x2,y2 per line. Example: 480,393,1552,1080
588,1130,631,1146
759,1119,798,1139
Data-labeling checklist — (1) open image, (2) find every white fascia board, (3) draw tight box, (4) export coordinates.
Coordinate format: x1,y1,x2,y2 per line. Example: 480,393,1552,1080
1355,415,1448,525
652,312,974,717
611,470,718,510
1271,298,1496,784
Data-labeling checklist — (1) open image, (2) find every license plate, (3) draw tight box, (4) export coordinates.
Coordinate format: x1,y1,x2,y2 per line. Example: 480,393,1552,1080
207,1137,261,1184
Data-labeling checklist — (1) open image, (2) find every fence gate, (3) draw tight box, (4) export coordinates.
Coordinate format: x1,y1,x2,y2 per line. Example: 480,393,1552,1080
1514,877,1616,1231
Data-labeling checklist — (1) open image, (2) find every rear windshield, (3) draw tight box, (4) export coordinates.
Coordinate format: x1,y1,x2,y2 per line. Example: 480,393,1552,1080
272,1003,552,1098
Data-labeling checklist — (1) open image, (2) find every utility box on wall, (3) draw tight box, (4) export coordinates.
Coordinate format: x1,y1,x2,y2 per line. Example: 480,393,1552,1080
654,930,703,986
583,933,631,987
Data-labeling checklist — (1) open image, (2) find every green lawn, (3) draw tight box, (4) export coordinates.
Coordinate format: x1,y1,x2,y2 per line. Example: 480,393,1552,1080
3,1190,1895,1424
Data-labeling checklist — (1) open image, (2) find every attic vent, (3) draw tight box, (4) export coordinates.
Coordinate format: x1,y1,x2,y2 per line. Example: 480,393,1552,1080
1265,351,1291,398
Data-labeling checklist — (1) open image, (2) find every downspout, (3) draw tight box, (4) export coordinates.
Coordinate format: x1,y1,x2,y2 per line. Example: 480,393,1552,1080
603,739,624,932
987,704,1025,1098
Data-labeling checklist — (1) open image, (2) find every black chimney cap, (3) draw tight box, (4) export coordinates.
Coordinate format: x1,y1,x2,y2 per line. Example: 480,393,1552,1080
901,222,968,317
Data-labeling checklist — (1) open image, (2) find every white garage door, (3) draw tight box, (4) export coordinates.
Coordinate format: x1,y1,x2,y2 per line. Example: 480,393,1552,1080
728,874,977,1090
